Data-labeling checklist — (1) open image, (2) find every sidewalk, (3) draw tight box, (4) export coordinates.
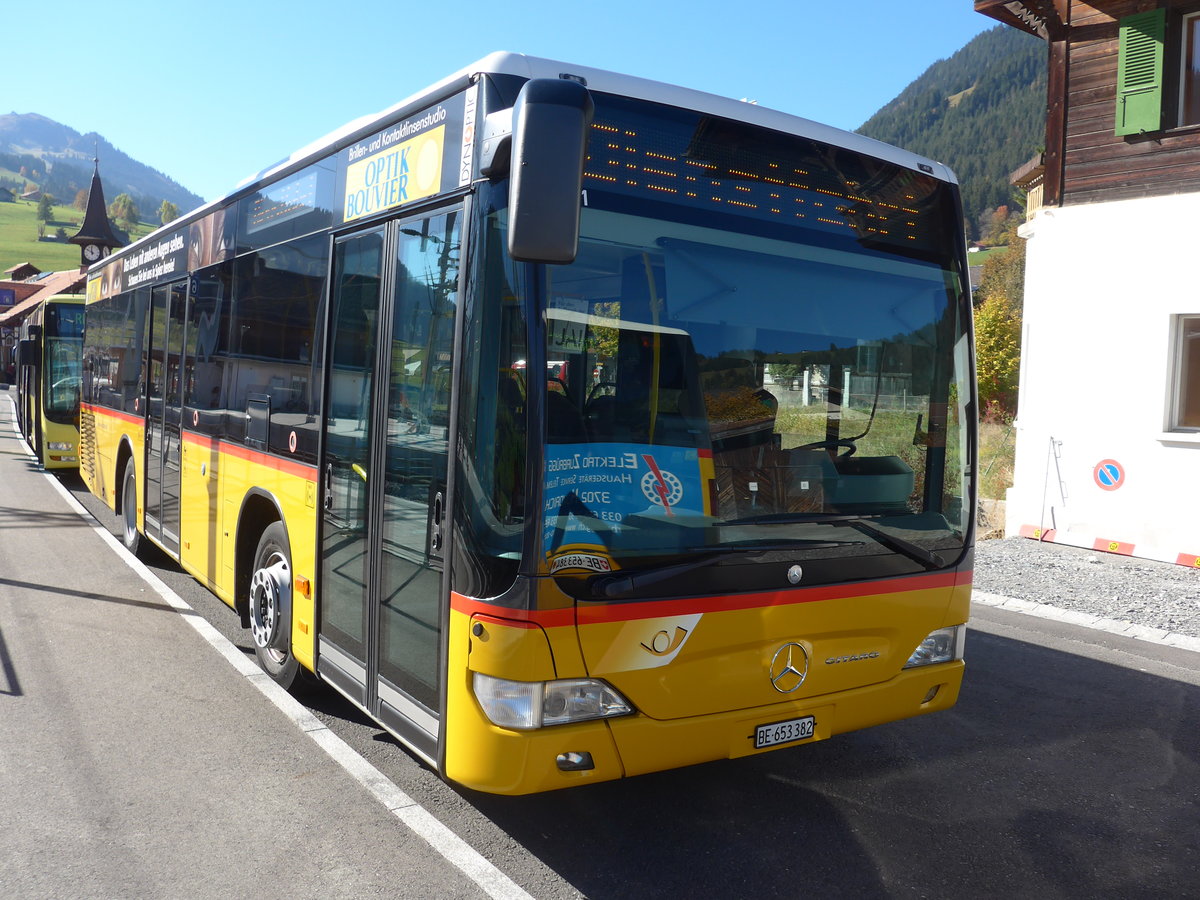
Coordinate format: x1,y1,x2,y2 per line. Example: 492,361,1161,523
0,388,503,899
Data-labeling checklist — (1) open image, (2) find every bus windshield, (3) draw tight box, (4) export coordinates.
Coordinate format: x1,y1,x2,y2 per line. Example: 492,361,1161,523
536,98,972,591
44,303,84,419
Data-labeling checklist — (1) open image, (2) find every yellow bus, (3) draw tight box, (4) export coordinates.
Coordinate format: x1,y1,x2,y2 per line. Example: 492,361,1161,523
16,293,84,469
80,54,976,795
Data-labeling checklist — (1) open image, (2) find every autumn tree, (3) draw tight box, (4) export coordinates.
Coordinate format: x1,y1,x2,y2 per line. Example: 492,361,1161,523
978,217,1026,314
158,200,180,224
973,224,1026,417
108,192,139,228
73,189,89,211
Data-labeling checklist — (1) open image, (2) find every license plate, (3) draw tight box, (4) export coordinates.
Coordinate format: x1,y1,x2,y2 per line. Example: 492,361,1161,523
754,715,815,749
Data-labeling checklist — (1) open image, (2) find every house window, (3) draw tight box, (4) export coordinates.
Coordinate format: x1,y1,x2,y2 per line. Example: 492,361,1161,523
1180,12,1200,126
1170,315,1200,430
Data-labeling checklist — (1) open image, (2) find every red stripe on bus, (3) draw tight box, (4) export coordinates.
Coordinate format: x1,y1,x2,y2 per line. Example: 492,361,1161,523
452,570,964,628
451,593,576,628
83,405,316,479
575,570,962,624
81,402,143,428
1175,553,1200,569
182,430,317,479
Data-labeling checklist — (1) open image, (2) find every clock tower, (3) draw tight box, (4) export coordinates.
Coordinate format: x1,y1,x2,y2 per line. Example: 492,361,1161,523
68,159,123,272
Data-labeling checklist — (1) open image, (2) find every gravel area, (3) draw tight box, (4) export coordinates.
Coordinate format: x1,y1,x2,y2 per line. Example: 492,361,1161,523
973,537,1200,639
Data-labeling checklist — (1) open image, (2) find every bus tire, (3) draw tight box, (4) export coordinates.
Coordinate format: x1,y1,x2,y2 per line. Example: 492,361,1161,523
248,522,315,694
120,460,142,556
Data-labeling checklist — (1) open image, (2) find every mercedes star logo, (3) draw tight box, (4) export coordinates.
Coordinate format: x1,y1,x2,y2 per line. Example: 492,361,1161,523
769,642,809,693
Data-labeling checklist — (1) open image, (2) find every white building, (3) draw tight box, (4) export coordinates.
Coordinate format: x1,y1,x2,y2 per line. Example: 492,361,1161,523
979,0,1200,568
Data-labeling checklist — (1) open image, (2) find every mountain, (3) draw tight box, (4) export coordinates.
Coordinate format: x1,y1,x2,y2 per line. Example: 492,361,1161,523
0,113,203,221
857,25,1046,241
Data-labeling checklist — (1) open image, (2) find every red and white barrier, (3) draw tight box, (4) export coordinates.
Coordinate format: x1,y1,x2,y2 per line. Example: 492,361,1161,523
1018,525,1200,570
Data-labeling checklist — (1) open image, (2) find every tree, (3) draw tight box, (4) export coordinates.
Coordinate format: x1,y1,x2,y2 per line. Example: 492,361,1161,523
73,189,89,211
977,227,1026,315
974,292,1022,419
983,205,1011,245
973,233,1027,417
37,194,54,223
158,200,180,224
976,207,996,243
108,192,139,228
767,361,803,389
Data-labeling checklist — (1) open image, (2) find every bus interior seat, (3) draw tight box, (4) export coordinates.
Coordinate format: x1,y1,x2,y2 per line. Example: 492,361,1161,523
583,392,617,440
546,388,586,442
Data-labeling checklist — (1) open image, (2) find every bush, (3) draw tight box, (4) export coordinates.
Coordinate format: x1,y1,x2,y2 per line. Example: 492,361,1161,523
974,292,1021,417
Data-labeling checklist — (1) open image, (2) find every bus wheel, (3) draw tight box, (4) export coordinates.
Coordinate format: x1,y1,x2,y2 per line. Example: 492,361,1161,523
248,522,311,693
120,461,141,556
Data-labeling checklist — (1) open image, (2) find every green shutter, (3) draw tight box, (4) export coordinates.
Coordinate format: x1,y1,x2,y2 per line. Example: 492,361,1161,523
1116,9,1166,136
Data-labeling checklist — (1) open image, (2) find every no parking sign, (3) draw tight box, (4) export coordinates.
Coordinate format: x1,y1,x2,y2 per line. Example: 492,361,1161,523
1093,459,1125,491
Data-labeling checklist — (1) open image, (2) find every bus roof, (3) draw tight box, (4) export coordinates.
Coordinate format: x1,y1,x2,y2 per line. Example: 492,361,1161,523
248,52,957,194
95,53,958,276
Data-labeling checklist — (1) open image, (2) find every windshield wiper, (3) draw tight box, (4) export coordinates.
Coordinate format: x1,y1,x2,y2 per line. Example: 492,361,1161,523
585,541,848,600
832,516,945,570
722,513,945,571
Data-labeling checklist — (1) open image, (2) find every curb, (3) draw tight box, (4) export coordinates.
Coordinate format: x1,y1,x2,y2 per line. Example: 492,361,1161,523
972,590,1200,654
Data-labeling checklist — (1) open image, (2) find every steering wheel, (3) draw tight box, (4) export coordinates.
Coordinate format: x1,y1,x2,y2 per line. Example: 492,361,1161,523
585,382,618,405
795,438,857,458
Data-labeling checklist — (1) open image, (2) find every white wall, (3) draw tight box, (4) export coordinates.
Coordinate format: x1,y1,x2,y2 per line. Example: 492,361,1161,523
1007,192,1200,561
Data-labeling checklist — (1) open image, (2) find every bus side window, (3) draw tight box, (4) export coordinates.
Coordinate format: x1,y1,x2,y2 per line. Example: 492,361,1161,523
227,236,327,457
186,261,234,432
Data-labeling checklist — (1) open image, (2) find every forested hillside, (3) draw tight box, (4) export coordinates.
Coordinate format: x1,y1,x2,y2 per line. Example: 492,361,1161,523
0,113,202,221
857,25,1046,240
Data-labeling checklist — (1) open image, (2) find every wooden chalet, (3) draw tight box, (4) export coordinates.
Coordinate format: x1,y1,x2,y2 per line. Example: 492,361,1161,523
977,0,1200,567
977,0,1200,204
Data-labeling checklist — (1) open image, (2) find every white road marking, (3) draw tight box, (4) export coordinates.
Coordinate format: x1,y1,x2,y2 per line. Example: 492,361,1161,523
4,394,533,900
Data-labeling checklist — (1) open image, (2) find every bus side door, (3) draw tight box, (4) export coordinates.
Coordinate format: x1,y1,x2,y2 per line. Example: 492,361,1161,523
317,207,462,765
144,279,187,555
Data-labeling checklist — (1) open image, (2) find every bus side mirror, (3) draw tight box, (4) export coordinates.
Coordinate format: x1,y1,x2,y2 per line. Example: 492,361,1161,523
17,338,40,367
507,78,594,265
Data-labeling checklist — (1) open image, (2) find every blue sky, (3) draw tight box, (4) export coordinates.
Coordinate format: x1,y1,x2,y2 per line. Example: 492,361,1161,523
13,1,996,205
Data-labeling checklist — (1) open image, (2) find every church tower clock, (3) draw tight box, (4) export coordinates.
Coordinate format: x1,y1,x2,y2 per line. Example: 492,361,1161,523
68,159,123,272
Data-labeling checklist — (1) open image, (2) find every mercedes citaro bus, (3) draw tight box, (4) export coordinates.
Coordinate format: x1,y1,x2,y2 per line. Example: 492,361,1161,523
16,293,83,469
79,53,976,794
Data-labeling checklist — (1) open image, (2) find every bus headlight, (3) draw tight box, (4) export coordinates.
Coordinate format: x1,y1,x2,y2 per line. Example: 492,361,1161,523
48,442,74,451
904,625,966,668
473,672,632,730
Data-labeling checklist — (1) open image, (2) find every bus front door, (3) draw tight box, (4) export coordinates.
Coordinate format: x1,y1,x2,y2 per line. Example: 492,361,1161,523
144,279,187,555
318,208,461,765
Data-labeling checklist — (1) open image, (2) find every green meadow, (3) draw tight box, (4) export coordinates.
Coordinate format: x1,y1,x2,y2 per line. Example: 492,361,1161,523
0,195,155,273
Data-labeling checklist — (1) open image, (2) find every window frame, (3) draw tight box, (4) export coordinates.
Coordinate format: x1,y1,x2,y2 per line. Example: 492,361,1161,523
1177,9,1200,128
1167,314,1200,433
